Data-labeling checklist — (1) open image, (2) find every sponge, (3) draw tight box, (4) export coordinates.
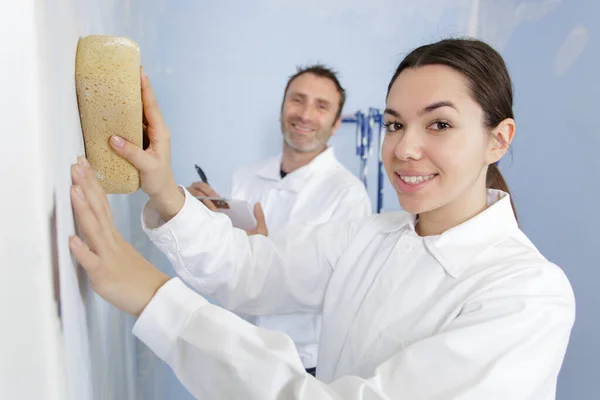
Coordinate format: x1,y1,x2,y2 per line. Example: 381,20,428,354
75,35,142,194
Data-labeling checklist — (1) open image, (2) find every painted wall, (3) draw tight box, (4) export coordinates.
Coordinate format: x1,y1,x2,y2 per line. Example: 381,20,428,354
1,0,168,399
144,1,598,398
144,0,475,201
477,1,600,398
139,1,476,398
1,1,64,398
2,0,596,399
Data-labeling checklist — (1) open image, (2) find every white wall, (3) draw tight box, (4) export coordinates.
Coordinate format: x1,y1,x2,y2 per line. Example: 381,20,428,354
1,0,167,399
0,1,64,398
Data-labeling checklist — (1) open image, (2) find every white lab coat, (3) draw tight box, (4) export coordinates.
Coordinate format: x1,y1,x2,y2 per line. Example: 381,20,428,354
227,146,372,368
135,189,575,400
230,146,372,233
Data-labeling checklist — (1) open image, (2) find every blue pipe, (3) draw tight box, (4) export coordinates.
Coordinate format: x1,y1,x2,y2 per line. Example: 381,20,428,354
368,108,384,213
342,108,384,213
342,111,368,188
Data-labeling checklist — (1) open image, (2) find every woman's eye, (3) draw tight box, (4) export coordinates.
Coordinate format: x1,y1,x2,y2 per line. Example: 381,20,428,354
430,120,451,131
384,121,403,132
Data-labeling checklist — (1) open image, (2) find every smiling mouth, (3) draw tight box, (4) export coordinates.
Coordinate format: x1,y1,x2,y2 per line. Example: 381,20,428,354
291,123,315,133
397,173,438,185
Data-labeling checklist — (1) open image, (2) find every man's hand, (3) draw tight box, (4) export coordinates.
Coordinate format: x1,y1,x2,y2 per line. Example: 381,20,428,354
108,67,183,221
69,156,169,317
246,203,268,237
187,181,220,212
188,182,268,236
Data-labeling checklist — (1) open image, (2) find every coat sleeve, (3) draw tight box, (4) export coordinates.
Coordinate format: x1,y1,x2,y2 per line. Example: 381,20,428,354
141,186,357,315
133,264,575,400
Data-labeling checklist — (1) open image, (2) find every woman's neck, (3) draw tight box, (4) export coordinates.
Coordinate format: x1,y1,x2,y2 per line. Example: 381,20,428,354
416,186,489,237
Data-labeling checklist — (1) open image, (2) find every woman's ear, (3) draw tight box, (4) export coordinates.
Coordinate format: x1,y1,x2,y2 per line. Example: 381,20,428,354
487,118,516,164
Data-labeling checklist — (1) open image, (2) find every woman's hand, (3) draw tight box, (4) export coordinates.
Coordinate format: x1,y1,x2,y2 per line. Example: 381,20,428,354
109,67,183,222
69,156,169,317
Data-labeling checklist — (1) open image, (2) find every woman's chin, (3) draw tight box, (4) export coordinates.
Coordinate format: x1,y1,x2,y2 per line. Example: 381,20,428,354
396,194,435,215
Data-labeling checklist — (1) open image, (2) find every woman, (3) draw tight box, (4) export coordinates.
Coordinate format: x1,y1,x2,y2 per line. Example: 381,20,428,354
69,38,575,399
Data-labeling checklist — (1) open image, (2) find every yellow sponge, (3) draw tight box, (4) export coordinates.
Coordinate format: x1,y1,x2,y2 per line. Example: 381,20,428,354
75,35,142,194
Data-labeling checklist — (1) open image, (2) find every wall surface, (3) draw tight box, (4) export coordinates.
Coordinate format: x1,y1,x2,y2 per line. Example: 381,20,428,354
1,0,168,399
141,1,476,398
145,1,598,398
477,1,600,398
1,1,597,399
37,0,147,398
0,1,65,398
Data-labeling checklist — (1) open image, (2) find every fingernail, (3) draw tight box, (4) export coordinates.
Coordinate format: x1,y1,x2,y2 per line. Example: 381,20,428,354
74,164,84,177
78,155,89,168
111,135,124,148
75,185,85,199
140,66,146,79
71,235,83,248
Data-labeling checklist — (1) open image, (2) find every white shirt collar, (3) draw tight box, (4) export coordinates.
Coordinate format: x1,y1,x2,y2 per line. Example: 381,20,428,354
256,146,338,192
381,190,519,278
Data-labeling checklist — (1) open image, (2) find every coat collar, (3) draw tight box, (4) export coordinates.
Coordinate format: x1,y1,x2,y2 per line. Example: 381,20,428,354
255,146,338,193
380,190,519,278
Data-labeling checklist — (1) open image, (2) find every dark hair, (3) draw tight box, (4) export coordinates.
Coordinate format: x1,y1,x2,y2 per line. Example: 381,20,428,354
282,64,346,121
387,38,517,220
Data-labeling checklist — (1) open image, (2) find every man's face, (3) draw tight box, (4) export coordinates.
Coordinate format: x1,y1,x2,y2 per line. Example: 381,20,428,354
280,73,341,153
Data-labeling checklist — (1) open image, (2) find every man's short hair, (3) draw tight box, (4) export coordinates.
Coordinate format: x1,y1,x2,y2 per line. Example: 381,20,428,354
282,64,346,121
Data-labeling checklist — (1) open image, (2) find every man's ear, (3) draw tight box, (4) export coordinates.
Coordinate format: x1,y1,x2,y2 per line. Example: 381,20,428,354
331,116,342,137
487,118,516,164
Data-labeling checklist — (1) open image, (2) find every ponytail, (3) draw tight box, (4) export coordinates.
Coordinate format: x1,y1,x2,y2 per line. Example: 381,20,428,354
487,164,518,222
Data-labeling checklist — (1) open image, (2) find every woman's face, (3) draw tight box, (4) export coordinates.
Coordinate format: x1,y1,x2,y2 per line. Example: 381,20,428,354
382,64,511,217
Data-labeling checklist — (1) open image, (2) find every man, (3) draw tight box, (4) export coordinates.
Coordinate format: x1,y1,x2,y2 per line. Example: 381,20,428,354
187,64,372,375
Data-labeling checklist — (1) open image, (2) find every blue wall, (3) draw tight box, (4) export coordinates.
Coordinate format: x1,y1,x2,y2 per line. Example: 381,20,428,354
128,1,475,398
122,0,597,398
141,1,474,201
478,1,599,398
